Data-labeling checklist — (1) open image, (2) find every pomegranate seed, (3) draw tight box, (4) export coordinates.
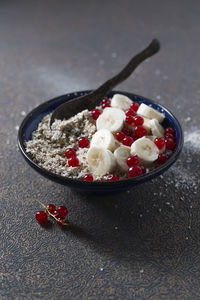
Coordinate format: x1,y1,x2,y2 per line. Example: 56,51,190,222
157,154,167,164
128,165,143,177
101,97,110,104
134,125,147,138
125,115,134,125
65,148,76,159
116,131,125,141
122,136,134,146
83,174,93,181
91,109,101,120
107,174,119,181
126,155,139,167
165,127,174,136
56,206,68,218
68,157,79,167
154,137,165,150
102,102,111,109
165,133,175,140
78,137,89,148
130,102,140,112
165,138,175,150
132,116,144,126
125,108,135,116
122,128,133,136
46,204,56,214
35,211,48,223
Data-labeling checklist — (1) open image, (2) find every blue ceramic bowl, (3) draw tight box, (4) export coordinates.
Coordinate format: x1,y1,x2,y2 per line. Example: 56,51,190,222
18,90,183,193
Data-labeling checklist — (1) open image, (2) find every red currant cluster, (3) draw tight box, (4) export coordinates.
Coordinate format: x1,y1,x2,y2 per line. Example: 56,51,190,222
117,126,176,177
33,197,69,227
114,104,148,147
116,130,137,146
65,136,90,167
155,127,175,165
81,173,120,182
125,154,146,177
91,97,111,120
101,97,111,109
65,146,95,182
82,173,119,182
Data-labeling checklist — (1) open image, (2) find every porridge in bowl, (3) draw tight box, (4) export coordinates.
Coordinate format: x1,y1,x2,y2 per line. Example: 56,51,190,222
25,94,176,181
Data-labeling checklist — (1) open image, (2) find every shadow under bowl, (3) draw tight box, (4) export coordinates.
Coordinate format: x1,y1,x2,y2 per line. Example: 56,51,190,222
18,90,184,193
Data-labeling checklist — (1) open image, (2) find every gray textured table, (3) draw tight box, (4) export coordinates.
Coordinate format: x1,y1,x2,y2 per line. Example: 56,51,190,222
1,1,200,299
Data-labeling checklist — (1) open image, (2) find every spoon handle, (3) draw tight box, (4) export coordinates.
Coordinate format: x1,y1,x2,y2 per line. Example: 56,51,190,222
91,39,160,99
50,39,160,125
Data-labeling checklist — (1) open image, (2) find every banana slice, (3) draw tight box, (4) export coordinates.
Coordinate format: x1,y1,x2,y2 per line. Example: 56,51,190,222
114,145,131,171
142,117,152,134
87,147,116,176
111,94,132,111
148,119,164,137
131,136,159,163
96,107,125,133
90,129,116,152
137,103,165,123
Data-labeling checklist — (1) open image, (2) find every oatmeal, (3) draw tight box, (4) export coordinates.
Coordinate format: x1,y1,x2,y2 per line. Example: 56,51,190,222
25,94,176,181
25,110,97,179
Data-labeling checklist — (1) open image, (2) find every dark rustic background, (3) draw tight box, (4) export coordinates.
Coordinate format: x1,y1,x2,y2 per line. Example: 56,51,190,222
0,0,200,299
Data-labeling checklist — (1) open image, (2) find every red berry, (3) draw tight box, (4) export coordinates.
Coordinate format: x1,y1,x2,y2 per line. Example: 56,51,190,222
132,135,138,143
46,204,56,214
68,157,79,167
78,137,89,148
132,116,144,126
65,148,76,159
102,102,111,109
122,136,134,146
165,138,175,150
134,125,147,138
91,109,101,120
165,133,175,140
101,97,110,104
116,131,125,141
126,155,139,167
128,165,143,177
122,128,133,136
141,166,147,174
107,174,119,181
154,137,165,150
125,108,135,116
157,154,167,165
125,115,134,125
83,174,93,181
53,209,59,216
56,206,68,218
57,217,66,227
130,102,140,112
165,127,174,136
35,211,48,223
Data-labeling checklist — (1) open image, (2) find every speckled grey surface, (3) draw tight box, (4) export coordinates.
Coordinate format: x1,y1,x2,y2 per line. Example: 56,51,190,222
0,1,200,299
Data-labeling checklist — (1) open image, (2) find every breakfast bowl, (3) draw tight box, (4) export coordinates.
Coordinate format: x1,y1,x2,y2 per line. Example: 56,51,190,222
18,90,184,193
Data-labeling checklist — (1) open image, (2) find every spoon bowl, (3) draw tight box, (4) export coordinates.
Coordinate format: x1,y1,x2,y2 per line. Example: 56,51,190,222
18,90,184,193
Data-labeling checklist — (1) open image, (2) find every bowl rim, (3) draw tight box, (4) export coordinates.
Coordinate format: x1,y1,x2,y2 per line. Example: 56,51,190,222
18,90,184,187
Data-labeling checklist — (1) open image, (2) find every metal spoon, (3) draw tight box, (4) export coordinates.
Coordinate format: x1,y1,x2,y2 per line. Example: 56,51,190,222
50,39,160,126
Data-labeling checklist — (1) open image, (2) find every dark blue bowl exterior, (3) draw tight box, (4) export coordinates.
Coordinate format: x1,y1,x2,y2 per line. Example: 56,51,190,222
18,91,184,193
